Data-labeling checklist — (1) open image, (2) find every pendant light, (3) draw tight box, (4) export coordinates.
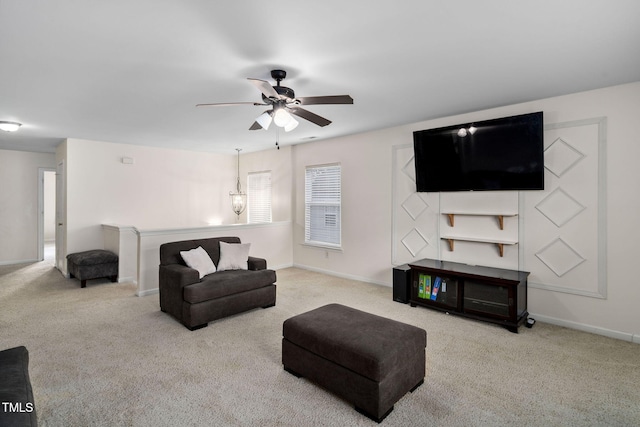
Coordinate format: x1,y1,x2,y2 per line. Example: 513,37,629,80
230,148,247,220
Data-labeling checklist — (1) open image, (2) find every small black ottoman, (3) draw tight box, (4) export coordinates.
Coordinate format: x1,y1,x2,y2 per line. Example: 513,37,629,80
66,250,118,288
282,304,426,422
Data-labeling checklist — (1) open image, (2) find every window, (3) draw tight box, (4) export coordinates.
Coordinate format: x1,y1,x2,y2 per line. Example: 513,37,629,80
247,171,272,223
305,164,341,247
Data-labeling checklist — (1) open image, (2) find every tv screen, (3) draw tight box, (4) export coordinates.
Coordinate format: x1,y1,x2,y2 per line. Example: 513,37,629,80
413,112,544,192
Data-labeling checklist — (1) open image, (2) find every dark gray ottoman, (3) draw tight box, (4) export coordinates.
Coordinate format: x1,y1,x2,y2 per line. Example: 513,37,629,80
282,303,426,422
66,250,118,288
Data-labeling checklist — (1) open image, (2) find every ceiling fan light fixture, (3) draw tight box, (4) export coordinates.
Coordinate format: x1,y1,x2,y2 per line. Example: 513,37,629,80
284,117,299,132
256,111,272,130
0,121,22,132
197,69,353,136
273,108,292,127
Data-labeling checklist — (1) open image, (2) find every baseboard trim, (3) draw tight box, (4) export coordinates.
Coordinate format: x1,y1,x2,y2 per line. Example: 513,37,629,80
272,263,294,271
530,313,638,344
136,288,159,297
292,263,390,287
0,258,39,266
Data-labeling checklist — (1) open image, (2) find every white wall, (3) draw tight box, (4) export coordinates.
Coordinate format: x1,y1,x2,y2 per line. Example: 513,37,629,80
61,140,295,292
242,145,293,223
292,127,401,285
63,138,239,255
292,82,640,342
0,149,56,264
102,224,138,283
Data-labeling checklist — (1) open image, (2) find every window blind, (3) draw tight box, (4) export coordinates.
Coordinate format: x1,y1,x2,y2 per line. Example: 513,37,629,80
248,171,272,223
305,164,341,247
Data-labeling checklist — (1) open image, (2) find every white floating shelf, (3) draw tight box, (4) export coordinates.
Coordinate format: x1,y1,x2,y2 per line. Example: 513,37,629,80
440,235,518,257
441,212,518,230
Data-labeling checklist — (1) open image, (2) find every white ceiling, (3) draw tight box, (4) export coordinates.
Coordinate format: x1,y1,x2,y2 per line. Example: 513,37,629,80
1,1,639,155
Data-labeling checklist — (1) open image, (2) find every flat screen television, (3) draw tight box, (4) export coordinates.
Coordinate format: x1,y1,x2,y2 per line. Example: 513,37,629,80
413,111,544,192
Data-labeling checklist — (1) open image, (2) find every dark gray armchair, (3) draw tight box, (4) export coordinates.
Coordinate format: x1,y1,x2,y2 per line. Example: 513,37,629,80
159,236,276,330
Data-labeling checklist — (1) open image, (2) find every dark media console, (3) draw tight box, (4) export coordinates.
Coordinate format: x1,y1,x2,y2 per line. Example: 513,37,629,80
406,258,529,333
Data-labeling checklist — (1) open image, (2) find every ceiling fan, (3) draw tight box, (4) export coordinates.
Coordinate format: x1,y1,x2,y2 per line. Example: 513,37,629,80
197,69,353,132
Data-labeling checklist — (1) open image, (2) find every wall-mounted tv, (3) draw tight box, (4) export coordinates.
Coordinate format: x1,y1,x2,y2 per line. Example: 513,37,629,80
413,111,544,192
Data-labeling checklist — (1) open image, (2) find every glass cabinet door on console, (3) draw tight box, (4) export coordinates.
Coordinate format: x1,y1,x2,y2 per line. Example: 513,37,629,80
463,280,512,320
412,272,459,310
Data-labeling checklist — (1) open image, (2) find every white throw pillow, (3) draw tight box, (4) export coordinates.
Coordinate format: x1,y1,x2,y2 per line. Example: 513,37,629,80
180,246,216,279
217,241,251,271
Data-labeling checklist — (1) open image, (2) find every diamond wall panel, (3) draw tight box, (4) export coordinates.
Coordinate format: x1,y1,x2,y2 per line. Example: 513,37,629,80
535,238,586,277
522,118,606,298
544,137,585,177
392,145,439,264
401,228,429,257
535,187,586,227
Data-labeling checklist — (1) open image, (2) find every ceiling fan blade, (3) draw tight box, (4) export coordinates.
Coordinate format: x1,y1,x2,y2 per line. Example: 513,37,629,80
295,95,354,105
247,78,280,99
288,106,332,127
196,102,265,107
249,121,263,130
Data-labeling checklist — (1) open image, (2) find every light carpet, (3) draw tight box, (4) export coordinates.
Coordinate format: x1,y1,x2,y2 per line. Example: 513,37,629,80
1,260,639,427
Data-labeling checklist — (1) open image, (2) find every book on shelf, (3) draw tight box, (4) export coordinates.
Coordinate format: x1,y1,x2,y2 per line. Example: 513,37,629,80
418,274,431,299
431,276,441,301
425,275,431,298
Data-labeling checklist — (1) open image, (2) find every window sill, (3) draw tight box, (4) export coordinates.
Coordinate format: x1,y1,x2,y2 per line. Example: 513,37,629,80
302,242,343,252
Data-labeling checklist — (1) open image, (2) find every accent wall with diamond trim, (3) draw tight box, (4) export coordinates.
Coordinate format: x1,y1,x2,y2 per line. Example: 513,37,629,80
387,83,640,342
393,116,606,300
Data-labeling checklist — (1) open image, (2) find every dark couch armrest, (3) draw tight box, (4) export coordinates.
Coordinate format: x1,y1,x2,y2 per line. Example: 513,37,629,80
248,256,267,271
0,346,37,427
159,264,200,288
159,264,200,319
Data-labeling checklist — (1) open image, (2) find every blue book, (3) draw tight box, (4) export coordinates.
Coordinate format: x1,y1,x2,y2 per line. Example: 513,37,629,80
431,277,441,301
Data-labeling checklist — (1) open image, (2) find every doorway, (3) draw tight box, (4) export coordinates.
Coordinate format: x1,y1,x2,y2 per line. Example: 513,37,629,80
38,168,56,263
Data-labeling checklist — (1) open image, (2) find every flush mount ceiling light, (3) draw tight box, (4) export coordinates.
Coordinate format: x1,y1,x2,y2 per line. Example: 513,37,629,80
0,121,22,132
